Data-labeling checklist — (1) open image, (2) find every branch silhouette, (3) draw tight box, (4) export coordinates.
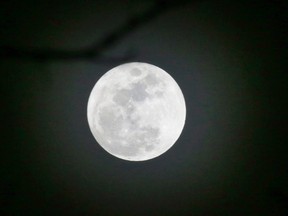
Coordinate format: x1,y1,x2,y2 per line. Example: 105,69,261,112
0,0,195,62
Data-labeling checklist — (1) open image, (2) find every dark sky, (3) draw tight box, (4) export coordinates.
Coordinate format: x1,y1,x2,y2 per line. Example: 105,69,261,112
2,0,288,215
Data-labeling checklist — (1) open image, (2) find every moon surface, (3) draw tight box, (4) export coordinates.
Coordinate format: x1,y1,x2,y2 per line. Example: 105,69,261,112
87,62,186,161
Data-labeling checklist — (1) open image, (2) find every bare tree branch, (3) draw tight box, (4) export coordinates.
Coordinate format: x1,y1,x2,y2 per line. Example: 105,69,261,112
0,0,195,62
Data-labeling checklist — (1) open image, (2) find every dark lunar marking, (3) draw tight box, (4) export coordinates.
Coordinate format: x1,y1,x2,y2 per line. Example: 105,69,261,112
155,91,164,97
113,89,131,106
131,82,148,101
145,144,155,152
143,126,159,138
128,115,140,129
126,104,135,113
142,126,160,152
145,74,159,86
113,82,148,105
99,106,123,139
130,68,142,76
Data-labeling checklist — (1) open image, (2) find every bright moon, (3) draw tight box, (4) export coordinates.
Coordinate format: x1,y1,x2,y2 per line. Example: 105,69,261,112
87,62,186,161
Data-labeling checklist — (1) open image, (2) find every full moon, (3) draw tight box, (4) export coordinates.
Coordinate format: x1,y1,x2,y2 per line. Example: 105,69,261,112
87,62,186,161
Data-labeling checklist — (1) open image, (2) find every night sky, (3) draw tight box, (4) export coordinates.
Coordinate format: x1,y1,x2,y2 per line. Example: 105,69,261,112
2,0,288,215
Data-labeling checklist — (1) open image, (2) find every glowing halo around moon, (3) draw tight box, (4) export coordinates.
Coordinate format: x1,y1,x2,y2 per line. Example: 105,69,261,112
87,62,186,161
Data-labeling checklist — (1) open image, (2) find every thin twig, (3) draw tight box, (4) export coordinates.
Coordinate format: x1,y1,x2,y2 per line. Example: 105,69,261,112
0,0,194,62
